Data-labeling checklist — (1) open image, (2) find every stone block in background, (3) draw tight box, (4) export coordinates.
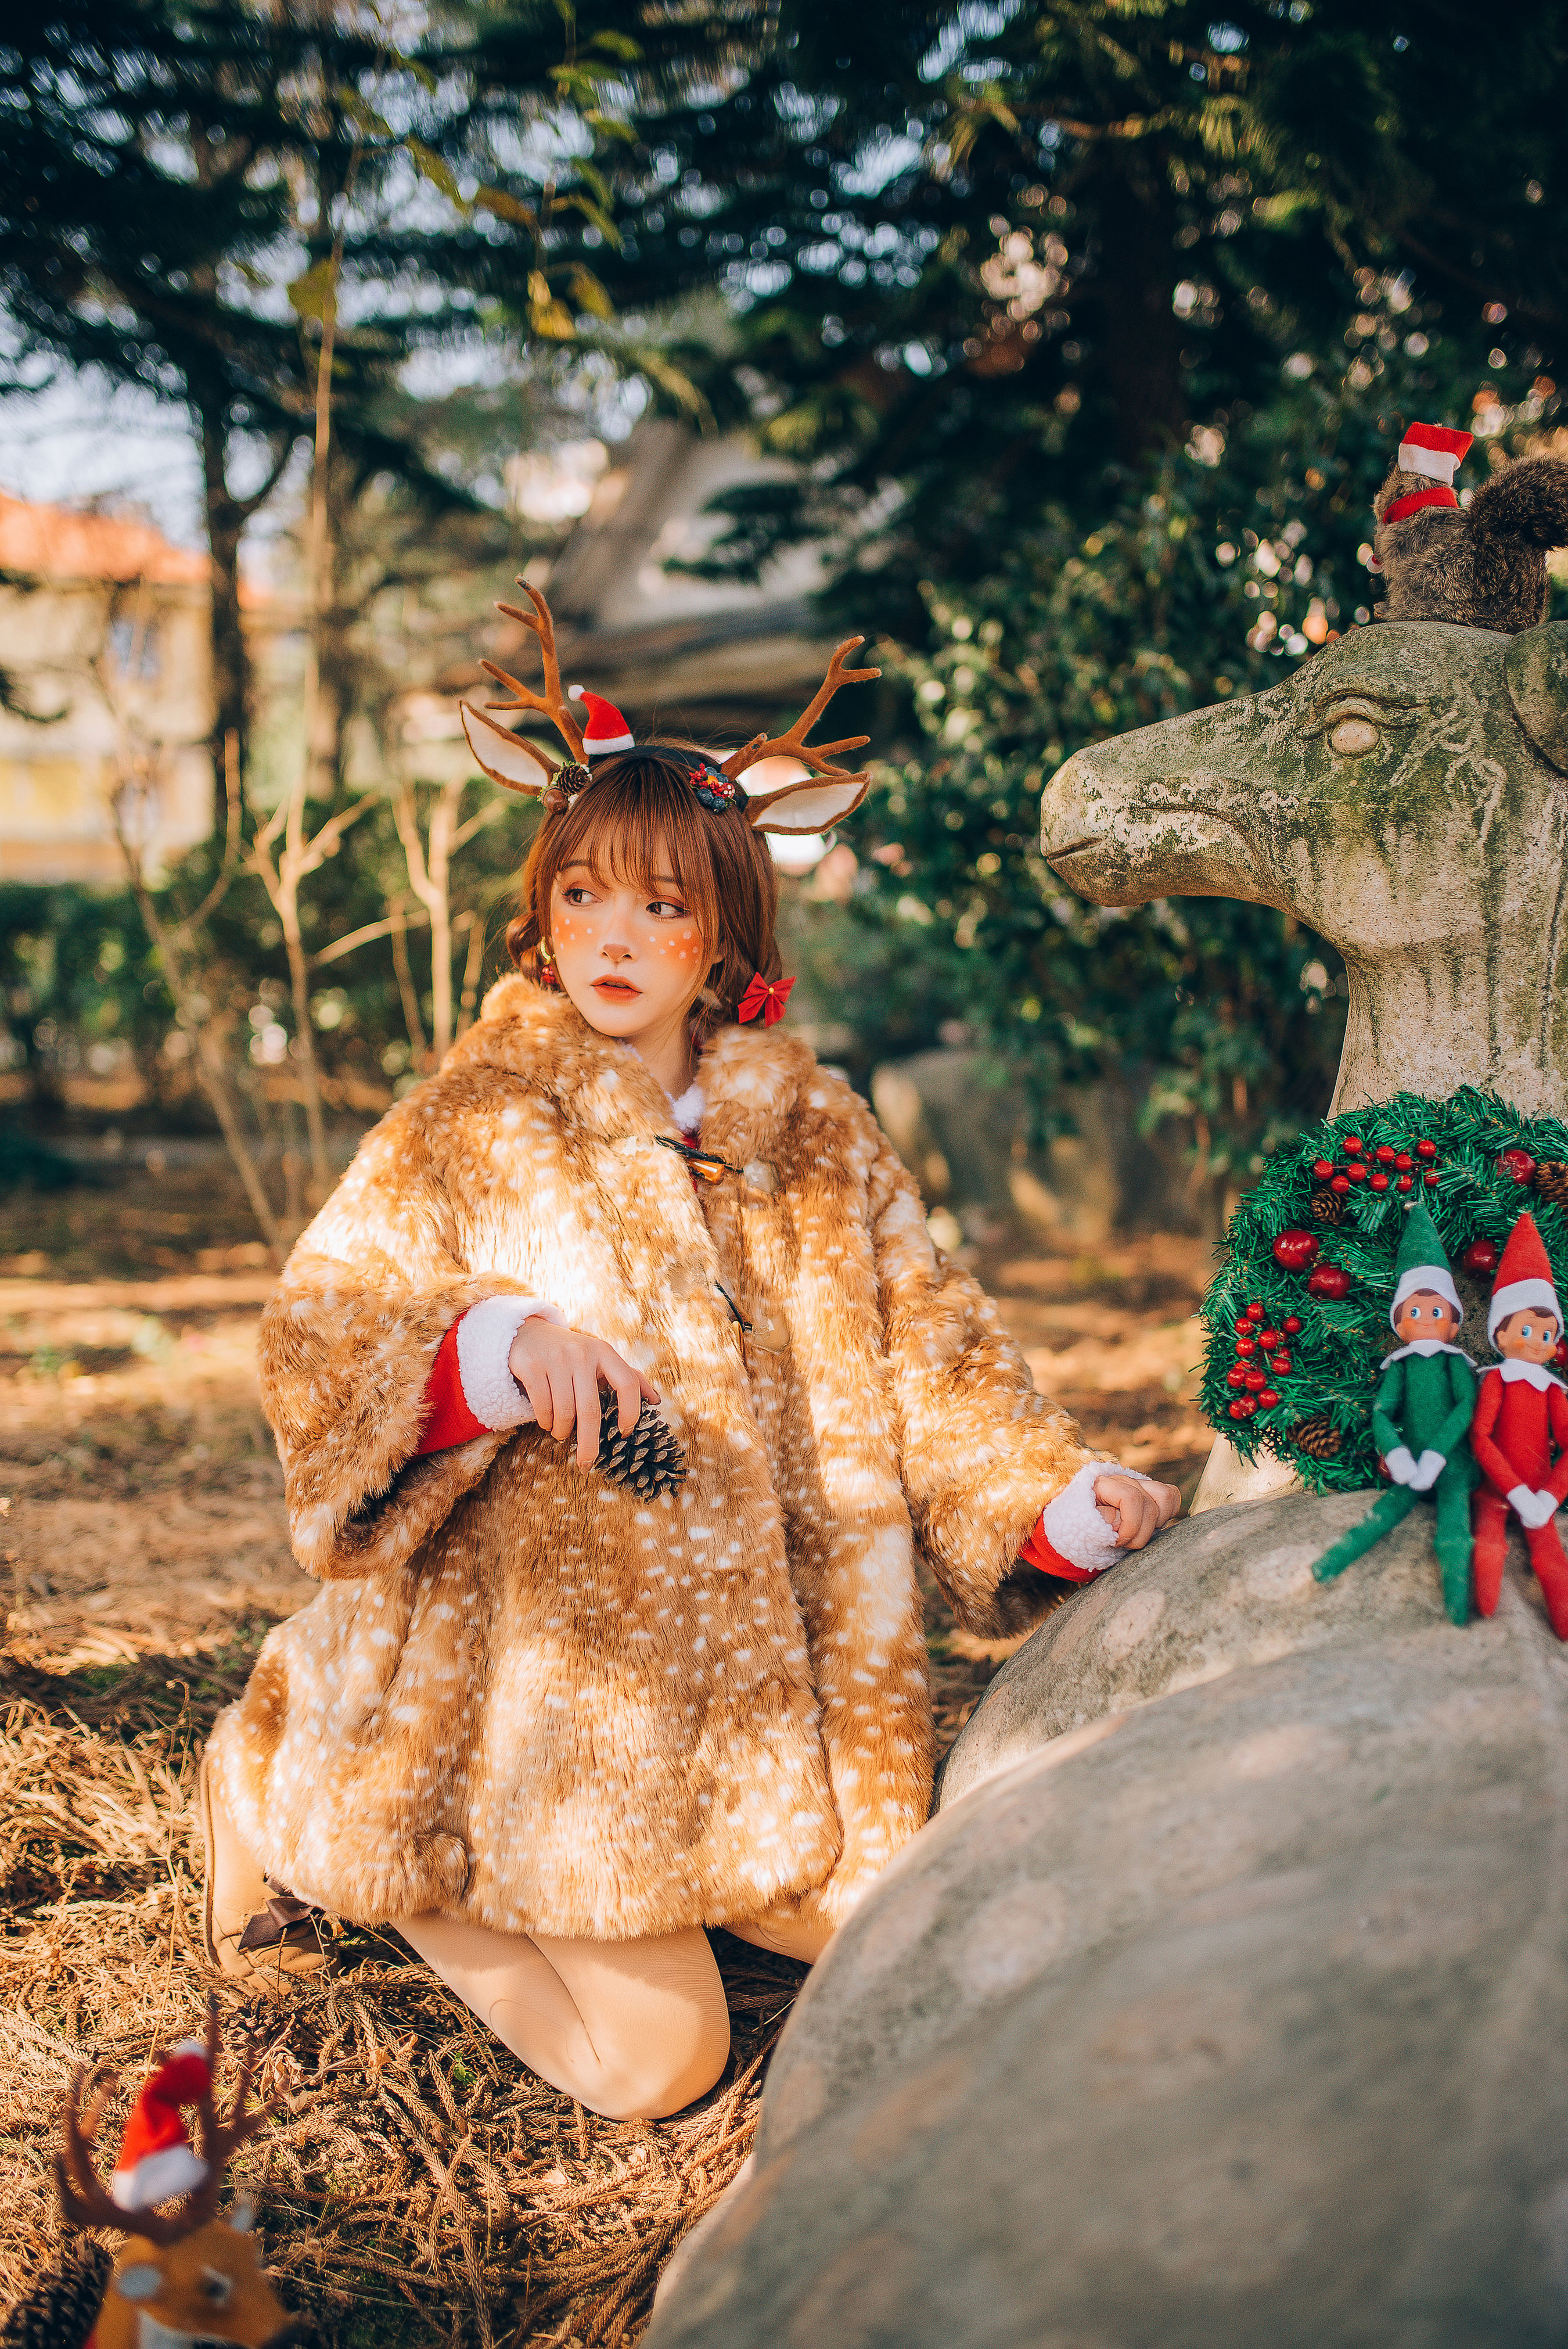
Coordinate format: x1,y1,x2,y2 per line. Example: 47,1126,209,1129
870,1048,1204,1242
646,1496,1568,2349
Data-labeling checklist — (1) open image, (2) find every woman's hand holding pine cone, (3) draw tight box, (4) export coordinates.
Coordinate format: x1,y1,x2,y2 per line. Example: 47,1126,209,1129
507,1321,659,1468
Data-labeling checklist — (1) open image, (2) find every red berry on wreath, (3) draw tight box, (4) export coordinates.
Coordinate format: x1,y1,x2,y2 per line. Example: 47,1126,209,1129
1416,1138,1437,1160
1343,1136,1363,1156
1346,1161,1368,1184
1245,1370,1267,1391
1271,1230,1319,1272
1397,1175,1413,1193
1271,1352,1292,1373
1246,1301,1265,1320
1499,1148,1536,1186
1258,1388,1279,1409
1370,1170,1390,1193
1229,1398,1252,1420
1233,1316,1252,1335
1375,1144,1396,1165
1423,1170,1439,1187
1394,1152,1413,1171
1330,1173,1351,1195
1312,1156,1334,1181
1258,1327,1280,1349
1307,1263,1351,1300
1556,1341,1568,1371
1236,1336,1257,1356
1461,1238,1500,1274
1226,1365,1248,1389
1283,1316,1302,1334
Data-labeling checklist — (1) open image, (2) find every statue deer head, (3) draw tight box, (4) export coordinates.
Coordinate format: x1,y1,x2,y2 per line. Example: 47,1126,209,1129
1041,616,1568,1117
56,2002,297,2349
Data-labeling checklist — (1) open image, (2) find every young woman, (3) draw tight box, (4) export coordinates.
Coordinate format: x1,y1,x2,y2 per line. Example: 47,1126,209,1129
201,593,1178,2119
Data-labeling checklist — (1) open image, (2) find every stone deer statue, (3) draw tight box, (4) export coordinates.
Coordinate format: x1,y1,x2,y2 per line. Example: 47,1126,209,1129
1041,443,1568,1119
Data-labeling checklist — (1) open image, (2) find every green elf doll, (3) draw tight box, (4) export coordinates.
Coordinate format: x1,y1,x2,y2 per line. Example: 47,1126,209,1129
1313,1199,1477,1623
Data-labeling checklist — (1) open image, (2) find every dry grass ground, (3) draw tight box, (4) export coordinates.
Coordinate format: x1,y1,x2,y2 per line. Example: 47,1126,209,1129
0,1155,1213,2346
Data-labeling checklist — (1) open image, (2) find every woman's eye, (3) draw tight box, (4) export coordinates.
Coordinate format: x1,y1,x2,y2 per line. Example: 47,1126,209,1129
1329,715,1380,756
563,888,595,905
649,900,691,920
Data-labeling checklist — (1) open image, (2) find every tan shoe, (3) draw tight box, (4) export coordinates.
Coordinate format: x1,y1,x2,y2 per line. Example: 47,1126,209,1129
199,1751,332,1982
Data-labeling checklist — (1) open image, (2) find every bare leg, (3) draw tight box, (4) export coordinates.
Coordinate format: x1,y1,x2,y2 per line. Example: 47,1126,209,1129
399,1912,731,2120
725,1914,836,1964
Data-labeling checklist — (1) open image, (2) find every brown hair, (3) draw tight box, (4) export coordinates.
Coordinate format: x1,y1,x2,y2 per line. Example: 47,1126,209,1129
505,745,782,1028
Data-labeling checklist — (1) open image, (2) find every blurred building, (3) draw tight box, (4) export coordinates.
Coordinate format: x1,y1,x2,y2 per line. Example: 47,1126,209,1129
0,495,214,884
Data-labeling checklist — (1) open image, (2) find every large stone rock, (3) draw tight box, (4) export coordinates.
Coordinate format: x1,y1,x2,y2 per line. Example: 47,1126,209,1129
647,1497,1568,2349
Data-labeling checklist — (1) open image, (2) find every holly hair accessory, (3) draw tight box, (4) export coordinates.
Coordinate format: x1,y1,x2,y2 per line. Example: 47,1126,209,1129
458,578,880,834
737,972,796,1026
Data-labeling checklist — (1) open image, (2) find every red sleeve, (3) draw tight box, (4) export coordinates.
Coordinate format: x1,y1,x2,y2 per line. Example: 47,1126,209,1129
413,1315,490,1456
1549,1384,1568,1501
1469,1370,1513,1499
1019,1513,1102,1586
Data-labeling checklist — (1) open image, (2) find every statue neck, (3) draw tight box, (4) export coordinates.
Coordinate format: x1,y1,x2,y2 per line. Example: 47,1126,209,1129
1332,938,1568,1118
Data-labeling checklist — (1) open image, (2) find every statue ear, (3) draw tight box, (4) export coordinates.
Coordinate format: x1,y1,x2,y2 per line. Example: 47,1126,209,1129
1506,620,1568,775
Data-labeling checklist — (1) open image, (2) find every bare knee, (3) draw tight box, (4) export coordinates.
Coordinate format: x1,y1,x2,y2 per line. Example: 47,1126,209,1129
581,2005,731,2121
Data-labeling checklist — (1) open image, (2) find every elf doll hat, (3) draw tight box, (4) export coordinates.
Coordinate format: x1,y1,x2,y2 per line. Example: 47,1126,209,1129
1390,1198,1463,1329
1487,1209,1562,1344
109,2039,211,2210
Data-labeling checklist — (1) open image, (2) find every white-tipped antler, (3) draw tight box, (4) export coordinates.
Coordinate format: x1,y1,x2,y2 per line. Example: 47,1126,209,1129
722,638,881,834
460,579,585,798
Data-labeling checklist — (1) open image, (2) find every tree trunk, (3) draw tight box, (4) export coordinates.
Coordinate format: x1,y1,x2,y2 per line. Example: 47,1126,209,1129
1085,149,1186,465
200,401,250,836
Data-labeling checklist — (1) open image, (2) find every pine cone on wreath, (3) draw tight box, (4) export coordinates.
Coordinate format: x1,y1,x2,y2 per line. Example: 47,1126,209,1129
0,2242,112,2349
596,1402,686,1497
1292,1413,1344,1461
1308,1188,1347,1227
1533,1158,1568,1207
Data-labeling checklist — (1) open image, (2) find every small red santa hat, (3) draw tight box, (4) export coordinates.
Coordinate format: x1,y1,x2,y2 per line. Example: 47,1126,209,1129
567,686,634,756
1395,422,1473,486
1487,1210,1563,1345
109,2041,212,2211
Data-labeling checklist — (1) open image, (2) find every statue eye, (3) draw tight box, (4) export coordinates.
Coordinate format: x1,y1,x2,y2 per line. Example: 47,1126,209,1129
1329,716,1380,755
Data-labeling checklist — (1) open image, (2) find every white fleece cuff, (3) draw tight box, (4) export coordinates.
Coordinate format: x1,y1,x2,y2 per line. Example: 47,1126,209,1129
1037,1462,1161,1575
455,1296,562,1429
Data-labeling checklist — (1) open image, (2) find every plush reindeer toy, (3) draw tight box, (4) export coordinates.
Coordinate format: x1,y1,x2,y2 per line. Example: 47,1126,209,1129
1373,420,1568,631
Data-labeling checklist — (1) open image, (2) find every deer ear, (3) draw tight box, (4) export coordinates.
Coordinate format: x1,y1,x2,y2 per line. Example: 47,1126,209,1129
746,774,871,835
460,702,555,796
1506,620,1568,775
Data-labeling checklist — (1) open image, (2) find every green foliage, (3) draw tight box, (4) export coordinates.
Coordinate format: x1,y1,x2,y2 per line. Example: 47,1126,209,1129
1201,1090,1568,1495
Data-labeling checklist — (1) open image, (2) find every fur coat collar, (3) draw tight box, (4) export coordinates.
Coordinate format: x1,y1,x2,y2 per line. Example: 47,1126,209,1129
210,980,1090,1941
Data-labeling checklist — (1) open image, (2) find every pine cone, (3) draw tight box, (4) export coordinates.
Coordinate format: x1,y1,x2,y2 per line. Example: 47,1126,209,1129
596,1402,686,1498
1292,1413,1344,1461
1308,1188,1347,1227
1533,1158,1568,1206
0,2243,112,2349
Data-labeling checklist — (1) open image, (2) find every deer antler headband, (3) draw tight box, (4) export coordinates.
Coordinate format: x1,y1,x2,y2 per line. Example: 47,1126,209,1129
459,580,880,836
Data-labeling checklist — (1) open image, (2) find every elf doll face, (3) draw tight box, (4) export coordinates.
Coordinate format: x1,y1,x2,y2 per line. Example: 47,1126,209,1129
1494,1308,1561,1364
1392,1290,1461,1347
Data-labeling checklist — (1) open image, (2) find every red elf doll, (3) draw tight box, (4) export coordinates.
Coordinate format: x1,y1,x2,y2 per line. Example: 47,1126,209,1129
1469,1211,1568,1639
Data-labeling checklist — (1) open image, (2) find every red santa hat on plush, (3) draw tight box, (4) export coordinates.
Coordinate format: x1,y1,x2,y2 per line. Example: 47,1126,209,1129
109,2041,212,2210
1386,422,1475,523
1487,1210,1563,1345
567,686,634,756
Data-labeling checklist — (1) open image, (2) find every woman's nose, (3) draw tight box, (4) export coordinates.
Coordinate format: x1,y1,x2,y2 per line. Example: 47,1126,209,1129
602,936,632,962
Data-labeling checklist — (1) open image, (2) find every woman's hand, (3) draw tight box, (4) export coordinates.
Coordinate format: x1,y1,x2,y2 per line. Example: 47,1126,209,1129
508,1322,659,1469
1094,1473,1181,1550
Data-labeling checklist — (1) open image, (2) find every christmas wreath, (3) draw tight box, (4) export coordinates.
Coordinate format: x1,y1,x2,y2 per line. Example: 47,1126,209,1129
1200,1088,1568,1494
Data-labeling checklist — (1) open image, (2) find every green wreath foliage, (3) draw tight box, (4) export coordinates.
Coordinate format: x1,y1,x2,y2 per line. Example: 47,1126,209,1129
1200,1090,1568,1495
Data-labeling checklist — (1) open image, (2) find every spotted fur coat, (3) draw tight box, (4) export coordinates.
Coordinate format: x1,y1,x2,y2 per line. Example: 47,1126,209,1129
207,980,1098,1942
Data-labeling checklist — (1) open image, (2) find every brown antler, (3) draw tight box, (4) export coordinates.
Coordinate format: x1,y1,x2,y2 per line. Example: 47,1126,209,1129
480,580,585,763
720,638,880,786
56,2000,276,2247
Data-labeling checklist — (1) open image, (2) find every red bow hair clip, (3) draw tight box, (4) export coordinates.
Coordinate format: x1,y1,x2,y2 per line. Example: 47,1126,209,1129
737,972,796,1026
